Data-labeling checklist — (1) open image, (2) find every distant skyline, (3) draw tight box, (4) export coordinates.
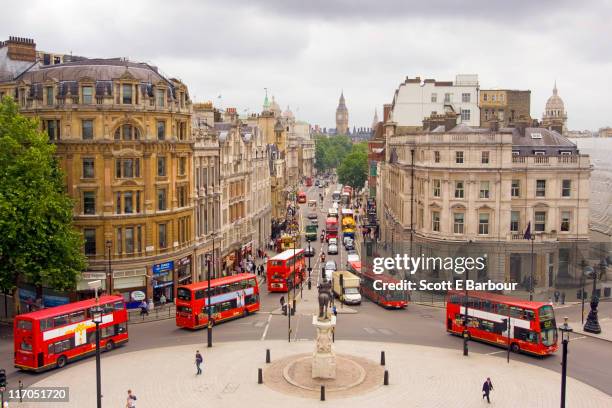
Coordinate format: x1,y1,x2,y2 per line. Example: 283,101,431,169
2,0,611,130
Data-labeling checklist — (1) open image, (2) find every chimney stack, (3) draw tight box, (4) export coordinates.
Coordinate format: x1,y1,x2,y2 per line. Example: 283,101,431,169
444,113,458,131
6,36,36,62
383,104,392,123
515,118,529,137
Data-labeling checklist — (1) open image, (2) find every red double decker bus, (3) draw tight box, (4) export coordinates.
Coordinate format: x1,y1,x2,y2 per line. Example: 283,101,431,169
325,217,338,242
446,290,558,356
348,261,408,309
266,248,305,292
176,273,260,329
14,295,128,372
297,191,307,203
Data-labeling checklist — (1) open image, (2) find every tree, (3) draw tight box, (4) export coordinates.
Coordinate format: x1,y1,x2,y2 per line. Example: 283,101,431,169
314,135,353,172
0,97,86,312
338,144,368,189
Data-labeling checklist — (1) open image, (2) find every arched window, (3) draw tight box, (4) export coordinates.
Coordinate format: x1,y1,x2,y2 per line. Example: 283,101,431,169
114,124,141,141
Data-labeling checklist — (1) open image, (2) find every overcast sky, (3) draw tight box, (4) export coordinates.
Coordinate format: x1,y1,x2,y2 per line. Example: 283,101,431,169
2,0,611,130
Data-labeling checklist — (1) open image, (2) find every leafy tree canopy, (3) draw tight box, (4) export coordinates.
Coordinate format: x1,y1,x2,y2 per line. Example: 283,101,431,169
0,97,86,295
337,142,368,190
314,135,352,172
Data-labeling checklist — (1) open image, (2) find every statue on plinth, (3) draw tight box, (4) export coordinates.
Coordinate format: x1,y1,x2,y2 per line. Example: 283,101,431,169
313,279,336,379
317,280,333,320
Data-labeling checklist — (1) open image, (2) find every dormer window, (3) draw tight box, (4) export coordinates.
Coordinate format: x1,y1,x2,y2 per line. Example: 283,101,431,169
122,84,133,104
534,151,546,156
531,132,542,139
156,89,165,107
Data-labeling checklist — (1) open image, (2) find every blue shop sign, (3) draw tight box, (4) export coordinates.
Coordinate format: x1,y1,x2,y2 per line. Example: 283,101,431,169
153,261,174,276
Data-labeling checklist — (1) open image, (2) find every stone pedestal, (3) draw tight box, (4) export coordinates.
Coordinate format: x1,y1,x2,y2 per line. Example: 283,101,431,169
312,315,336,379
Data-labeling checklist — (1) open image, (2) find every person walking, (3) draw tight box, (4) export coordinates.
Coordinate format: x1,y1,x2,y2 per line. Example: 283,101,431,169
482,377,493,403
126,389,137,408
159,293,166,306
195,350,203,375
139,300,148,317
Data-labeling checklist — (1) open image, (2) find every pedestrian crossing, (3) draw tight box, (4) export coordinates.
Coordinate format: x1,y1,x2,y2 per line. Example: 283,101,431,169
363,327,396,336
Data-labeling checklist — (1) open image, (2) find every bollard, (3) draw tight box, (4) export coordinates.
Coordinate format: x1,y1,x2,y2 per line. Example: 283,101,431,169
384,370,389,385
19,380,23,402
258,368,263,384
380,351,386,366
266,349,271,363
320,385,325,401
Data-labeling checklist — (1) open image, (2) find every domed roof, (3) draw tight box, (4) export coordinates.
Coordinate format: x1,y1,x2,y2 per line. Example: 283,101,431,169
282,105,294,119
545,82,565,112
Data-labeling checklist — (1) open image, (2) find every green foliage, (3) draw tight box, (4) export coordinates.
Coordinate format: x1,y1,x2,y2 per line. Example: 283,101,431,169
0,97,86,293
338,143,368,189
314,135,353,172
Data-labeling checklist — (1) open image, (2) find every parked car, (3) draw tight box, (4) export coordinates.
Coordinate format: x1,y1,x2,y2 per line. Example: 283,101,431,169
328,244,338,255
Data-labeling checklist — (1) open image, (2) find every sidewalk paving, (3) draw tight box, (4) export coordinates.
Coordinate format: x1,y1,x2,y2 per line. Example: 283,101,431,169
19,340,611,408
573,317,612,342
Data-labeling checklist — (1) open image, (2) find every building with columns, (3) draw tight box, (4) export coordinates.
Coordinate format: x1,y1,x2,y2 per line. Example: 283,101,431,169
542,82,568,135
1,43,195,303
378,113,591,295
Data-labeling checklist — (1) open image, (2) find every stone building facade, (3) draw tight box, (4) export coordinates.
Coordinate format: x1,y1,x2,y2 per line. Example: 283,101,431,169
479,89,531,127
542,82,568,135
378,117,591,296
2,55,195,303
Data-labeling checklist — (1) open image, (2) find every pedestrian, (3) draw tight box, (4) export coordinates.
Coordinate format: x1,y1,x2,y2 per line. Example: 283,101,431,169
195,350,203,375
332,305,337,316
482,377,493,404
560,292,566,305
139,300,148,316
126,389,137,408
160,293,166,306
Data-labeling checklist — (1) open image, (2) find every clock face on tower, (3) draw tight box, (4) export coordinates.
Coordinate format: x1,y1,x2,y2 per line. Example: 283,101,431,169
337,113,343,120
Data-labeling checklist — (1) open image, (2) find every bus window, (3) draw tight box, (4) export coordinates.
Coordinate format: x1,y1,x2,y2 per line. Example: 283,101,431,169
525,310,535,321
194,289,205,300
53,315,69,327
114,301,124,310
17,320,32,331
248,278,256,287
69,311,85,324
40,318,53,331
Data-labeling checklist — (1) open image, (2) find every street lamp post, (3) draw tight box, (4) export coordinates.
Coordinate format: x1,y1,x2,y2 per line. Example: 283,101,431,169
529,235,535,301
105,240,112,294
207,232,217,348
559,317,572,408
583,258,606,334
91,305,104,408
463,240,472,356
307,242,312,290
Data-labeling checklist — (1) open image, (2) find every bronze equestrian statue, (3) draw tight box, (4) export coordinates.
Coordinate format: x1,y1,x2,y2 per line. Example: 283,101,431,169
318,280,333,319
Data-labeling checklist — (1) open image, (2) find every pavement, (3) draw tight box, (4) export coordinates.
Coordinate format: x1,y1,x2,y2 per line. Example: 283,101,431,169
14,339,611,408
573,317,612,342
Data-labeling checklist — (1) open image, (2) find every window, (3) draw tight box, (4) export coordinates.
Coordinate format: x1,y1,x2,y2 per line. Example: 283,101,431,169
115,158,140,178
124,191,133,214
432,211,440,232
534,151,545,156
453,213,464,234
83,191,96,215
455,151,464,164
511,180,520,197
44,119,60,140
177,185,187,207
536,180,546,197
157,121,165,140
46,86,54,106
483,93,488,102
156,89,165,107
479,213,489,235
114,124,140,141
481,151,489,164
157,156,166,177
431,93,437,103
179,157,186,176
116,227,122,254
115,192,121,214
461,109,471,121
136,191,141,213
444,93,451,103
561,211,570,232
84,228,96,255
81,120,94,140
125,227,134,254
462,93,471,103
82,86,93,104
122,84,132,104
434,151,440,163
510,211,520,232
157,188,167,211
535,211,546,232
479,181,490,199
158,223,167,249
562,180,571,197
531,132,542,139
433,179,441,197
454,181,464,199
82,158,95,178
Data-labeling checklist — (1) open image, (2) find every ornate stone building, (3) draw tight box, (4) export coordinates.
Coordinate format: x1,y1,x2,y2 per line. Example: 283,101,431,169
542,82,567,135
379,114,591,296
335,91,348,135
3,53,195,303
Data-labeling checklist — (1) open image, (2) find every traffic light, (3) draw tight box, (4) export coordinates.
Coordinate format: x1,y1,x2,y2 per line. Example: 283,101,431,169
0,368,6,388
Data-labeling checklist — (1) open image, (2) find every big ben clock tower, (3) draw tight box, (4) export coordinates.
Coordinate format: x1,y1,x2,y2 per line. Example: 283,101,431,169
336,91,349,135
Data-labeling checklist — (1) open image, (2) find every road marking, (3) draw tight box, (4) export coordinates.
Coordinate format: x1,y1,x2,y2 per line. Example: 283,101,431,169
570,335,587,341
363,327,376,334
486,350,507,355
377,328,394,336
260,314,272,340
